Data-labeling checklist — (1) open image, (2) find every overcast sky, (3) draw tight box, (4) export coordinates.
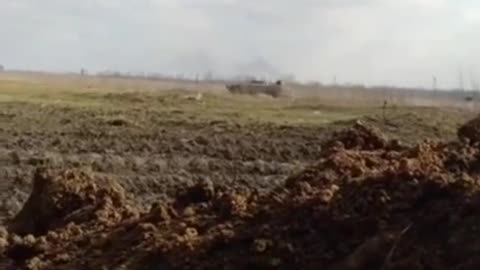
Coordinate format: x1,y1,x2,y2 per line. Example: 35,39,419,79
1,0,479,88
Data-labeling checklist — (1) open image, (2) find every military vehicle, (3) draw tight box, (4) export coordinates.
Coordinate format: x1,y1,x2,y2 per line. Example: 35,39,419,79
225,80,283,98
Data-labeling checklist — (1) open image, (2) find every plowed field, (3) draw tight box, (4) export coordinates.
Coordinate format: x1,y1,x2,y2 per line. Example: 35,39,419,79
0,75,477,269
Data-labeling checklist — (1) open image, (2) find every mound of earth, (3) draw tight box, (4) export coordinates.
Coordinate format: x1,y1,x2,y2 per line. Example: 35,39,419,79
8,168,139,237
324,120,391,151
458,114,480,143
2,122,480,270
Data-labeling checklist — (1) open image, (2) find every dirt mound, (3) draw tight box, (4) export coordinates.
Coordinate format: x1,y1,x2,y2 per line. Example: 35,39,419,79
3,124,480,269
458,114,480,143
8,168,138,237
324,120,392,151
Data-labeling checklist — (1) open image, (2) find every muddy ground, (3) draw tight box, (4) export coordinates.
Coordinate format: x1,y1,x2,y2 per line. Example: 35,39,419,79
0,103,325,221
2,114,480,269
0,80,478,269
0,97,471,223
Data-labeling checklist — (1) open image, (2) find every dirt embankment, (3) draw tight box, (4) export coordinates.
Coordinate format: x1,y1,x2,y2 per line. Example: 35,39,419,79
2,118,480,269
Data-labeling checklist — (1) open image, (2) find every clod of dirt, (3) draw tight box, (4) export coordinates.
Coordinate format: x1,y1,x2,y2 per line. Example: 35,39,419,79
175,178,216,207
106,118,132,127
458,114,480,143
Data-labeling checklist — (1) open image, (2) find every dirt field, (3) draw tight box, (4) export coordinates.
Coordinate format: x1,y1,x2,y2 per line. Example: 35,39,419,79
0,72,478,269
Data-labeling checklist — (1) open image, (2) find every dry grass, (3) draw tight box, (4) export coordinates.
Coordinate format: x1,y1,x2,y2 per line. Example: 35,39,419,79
0,71,476,128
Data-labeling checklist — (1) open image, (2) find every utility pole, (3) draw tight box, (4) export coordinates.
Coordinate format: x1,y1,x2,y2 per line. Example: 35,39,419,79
458,68,465,91
432,75,438,100
469,69,476,91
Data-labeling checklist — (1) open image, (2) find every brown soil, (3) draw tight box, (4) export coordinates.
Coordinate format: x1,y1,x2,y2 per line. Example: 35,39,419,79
458,114,480,143
2,117,480,270
0,104,330,224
